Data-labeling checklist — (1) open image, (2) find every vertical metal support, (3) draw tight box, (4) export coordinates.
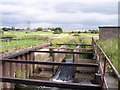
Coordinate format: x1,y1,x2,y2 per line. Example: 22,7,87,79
73,51,75,63
101,58,107,89
50,48,55,76
103,58,107,77
52,50,55,76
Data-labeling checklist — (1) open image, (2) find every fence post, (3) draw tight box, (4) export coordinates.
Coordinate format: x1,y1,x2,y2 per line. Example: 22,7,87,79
29,52,34,76
10,60,15,89
26,53,30,78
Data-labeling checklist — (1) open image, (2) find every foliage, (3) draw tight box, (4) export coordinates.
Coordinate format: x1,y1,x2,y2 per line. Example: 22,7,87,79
89,29,99,34
2,27,24,31
97,38,119,71
15,70,25,78
36,27,43,31
53,27,63,34
0,31,99,52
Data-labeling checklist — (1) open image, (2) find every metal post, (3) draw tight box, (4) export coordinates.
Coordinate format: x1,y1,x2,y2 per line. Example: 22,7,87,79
103,58,107,77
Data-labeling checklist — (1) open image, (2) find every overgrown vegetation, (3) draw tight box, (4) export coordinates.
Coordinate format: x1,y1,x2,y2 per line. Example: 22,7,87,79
98,38,119,72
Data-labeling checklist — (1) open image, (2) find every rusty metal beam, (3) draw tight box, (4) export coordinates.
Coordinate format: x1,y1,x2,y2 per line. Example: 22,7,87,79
31,50,93,54
57,44,92,46
1,59,98,67
1,77,101,90
49,47,93,50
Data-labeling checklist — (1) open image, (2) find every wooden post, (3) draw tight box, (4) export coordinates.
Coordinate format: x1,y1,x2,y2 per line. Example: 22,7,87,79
29,52,34,76
26,54,30,78
3,61,10,88
16,56,22,72
21,55,26,78
52,50,55,76
10,61,15,89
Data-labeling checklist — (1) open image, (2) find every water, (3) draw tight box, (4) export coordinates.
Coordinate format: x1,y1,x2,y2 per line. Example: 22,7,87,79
49,58,75,90
15,58,76,90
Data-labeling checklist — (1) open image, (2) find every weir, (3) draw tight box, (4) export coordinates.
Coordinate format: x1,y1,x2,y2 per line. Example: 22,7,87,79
0,38,120,90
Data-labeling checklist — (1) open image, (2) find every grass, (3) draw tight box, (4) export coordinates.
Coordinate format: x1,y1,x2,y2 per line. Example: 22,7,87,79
97,38,119,72
0,39,46,52
0,31,99,52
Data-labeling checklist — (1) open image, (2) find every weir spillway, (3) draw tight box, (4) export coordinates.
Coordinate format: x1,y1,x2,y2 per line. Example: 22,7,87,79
1,38,119,90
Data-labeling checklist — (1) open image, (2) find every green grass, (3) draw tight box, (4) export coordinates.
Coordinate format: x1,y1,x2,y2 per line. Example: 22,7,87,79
0,31,99,52
98,38,119,72
0,39,46,52
2,31,53,38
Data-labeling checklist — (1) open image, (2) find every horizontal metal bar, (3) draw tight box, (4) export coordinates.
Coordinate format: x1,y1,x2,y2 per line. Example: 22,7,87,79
57,43,92,46
1,59,98,67
49,47,93,50
0,77,101,89
32,50,93,54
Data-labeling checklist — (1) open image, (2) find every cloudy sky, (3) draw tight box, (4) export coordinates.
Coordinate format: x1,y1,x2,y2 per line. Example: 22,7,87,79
1,0,119,30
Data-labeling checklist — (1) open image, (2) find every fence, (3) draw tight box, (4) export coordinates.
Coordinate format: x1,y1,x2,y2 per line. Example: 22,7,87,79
92,37,120,90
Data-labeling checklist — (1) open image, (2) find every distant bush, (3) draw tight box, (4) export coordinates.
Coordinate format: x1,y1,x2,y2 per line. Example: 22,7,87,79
89,30,99,34
36,27,43,31
53,27,63,34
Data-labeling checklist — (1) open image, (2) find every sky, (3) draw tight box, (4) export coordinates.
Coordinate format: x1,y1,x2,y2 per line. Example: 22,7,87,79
1,0,119,30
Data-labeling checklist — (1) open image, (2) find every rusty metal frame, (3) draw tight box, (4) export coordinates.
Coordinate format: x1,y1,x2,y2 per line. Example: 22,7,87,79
1,59,98,67
0,77,101,90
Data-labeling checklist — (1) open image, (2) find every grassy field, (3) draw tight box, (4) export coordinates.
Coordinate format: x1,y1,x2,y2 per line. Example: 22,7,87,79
0,31,99,52
98,38,119,72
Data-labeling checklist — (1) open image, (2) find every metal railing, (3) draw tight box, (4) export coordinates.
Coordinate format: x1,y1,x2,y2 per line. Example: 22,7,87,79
92,37,120,90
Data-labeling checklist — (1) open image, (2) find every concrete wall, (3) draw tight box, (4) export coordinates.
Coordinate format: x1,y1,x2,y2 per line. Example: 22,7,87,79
99,26,119,40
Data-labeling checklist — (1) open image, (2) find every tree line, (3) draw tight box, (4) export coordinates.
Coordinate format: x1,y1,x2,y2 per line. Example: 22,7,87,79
2,27,63,34
70,29,99,34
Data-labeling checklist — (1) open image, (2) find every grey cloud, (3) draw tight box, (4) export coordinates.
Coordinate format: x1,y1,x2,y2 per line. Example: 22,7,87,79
55,2,118,14
2,0,118,30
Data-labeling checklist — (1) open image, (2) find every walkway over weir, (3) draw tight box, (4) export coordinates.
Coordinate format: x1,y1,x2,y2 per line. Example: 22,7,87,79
0,38,120,90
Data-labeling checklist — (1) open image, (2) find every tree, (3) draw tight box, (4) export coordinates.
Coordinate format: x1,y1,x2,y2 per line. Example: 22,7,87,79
84,30,87,33
78,31,81,34
2,27,8,31
52,27,63,34
36,27,43,31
